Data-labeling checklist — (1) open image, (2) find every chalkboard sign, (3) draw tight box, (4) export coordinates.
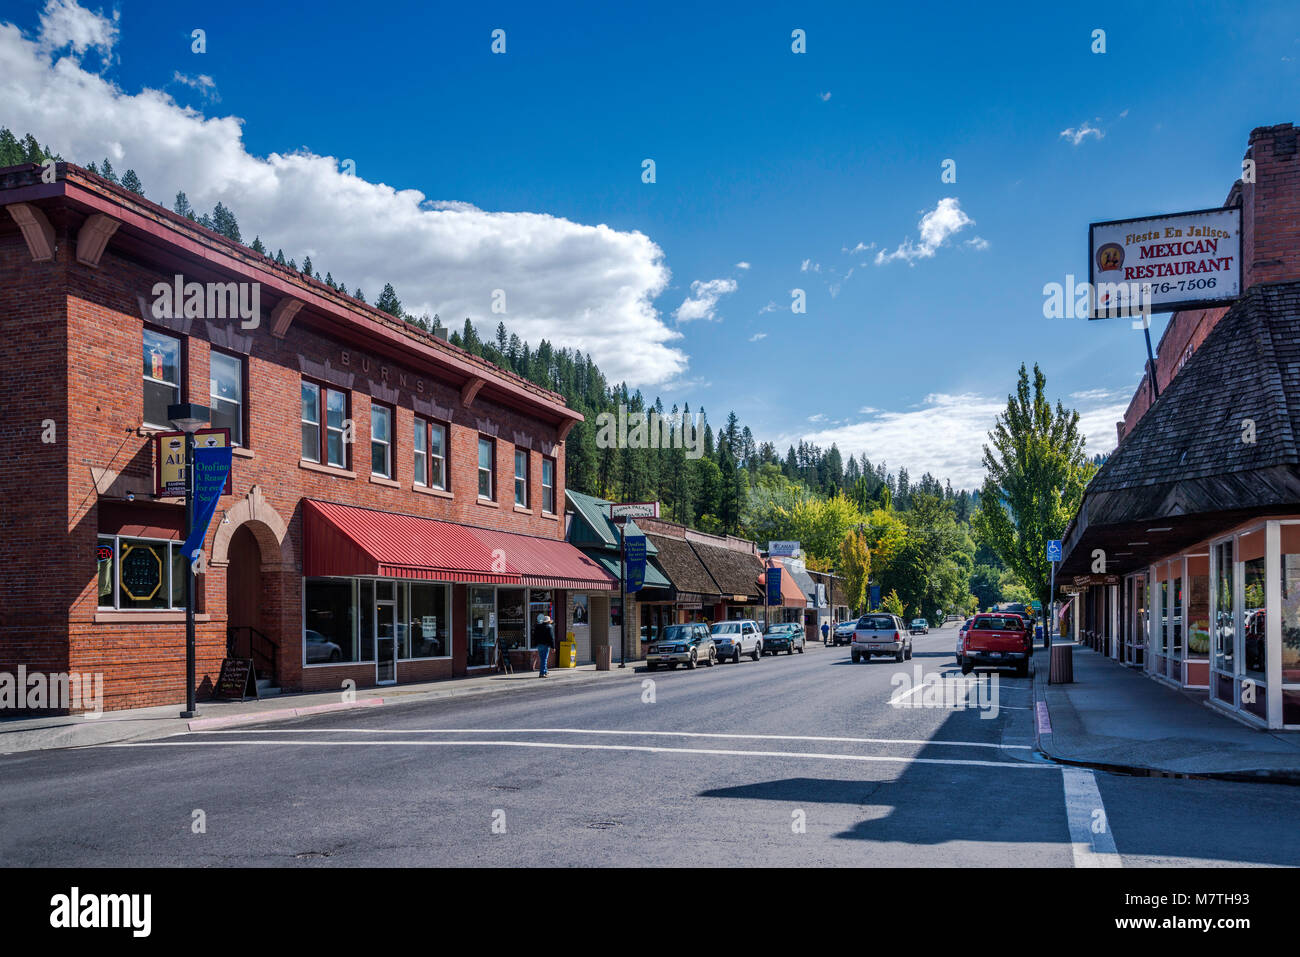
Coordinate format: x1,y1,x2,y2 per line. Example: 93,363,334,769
213,657,258,701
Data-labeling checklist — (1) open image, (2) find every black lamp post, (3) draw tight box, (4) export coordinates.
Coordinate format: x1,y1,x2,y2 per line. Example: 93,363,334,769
168,402,210,719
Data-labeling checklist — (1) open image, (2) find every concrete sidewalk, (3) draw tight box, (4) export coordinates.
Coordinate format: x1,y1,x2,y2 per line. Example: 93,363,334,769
1032,641,1300,781
0,663,638,756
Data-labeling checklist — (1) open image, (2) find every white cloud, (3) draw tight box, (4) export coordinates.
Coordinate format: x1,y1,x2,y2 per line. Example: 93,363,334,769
819,91,832,101
758,300,781,314
749,332,767,342
785,392,1127,489
808,413,827,423
842,241,875,255
172,70,219,101
0,2,688,386
874,197,975,266
673,277,737,322
735,261,750,270
800,258,821,272
37,0,116,59
1060,121,1104,146
965,236,989,250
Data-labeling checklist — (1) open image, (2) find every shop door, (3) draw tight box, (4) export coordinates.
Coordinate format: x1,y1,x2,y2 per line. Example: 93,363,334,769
376,586,397,684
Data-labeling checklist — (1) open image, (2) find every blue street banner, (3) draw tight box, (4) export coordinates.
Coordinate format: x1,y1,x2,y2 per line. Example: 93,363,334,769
181,445,233,562
870,583,881,609
766,565,782,606
1047,540,1063,562
624,534,647,592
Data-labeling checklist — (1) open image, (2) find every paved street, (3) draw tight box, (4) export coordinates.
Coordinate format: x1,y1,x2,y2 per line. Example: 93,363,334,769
2,623,1297,867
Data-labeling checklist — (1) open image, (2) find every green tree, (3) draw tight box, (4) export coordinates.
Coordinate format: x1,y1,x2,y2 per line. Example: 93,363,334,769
881,588,907,619
969,563,1003,611
973,363,1094,614
120,169,144,195
211,202,241,242
838,529,871,616
251,236,266,255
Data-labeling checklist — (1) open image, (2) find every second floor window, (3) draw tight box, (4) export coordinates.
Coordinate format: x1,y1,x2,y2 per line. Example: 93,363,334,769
371,404,392,478
542,456,556,513
301,380,349,468
514,449,529,507
414,418,447,490
142,329,181,429
209,350,244,446
478,437,494,500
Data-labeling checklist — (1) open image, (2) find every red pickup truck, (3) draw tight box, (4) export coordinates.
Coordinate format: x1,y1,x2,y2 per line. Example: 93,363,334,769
959,613,1033,677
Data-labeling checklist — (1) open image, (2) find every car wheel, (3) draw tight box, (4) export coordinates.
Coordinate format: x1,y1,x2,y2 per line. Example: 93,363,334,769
1015,660,1028,678
706,650,715,667
686,651,697,670
851,649,861,663
895,646,905,662
961,659,973,676
797,641,804,654
647,662,657,672
904,643,913,660
733,648,741,663
751,644,761,661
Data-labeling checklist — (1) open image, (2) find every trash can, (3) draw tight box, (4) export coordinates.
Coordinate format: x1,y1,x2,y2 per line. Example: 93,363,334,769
1049,644,1074,684
595,646,612,671
559,635,577,668
1035,624,1044,646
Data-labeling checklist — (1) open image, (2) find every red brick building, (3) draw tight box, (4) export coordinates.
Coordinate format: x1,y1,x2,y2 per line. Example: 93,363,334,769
0,161,614,713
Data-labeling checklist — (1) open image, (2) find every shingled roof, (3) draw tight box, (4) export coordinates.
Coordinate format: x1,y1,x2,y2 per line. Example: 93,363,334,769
691,539,764,601
644,533,720,598
1059,280,1300,574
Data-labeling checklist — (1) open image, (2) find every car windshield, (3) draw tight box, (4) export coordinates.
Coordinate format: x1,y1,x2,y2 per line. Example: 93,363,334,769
661,626,690,641
911,620,926,626
711,623,740,635
858,616,894,630
974,617,1022,630
764,624,790,633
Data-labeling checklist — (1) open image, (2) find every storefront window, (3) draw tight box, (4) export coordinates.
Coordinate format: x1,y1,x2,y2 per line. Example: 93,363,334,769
528,590,552,646
468,586,496,667
209,350,244,446
1213,541,1235,672
359,579,375,662
1156,580,1168,655
142,329,181,429
304,578,359,664
1283,527,1300,725
1187,558,1209,663
1171,573,1183,662
497,587,526,651
405,582,450,658
98,536,185,611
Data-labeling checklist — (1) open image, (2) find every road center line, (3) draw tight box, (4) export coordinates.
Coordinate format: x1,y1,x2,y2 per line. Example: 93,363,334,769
104,738,1056,769
1062,766,1123,867
185,727,1031,750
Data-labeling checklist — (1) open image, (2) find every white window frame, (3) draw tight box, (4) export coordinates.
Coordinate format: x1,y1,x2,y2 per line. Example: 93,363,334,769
371,403,393,479
209,349,244,447
97,534,184,611
478,437,495,500
514,448,529,507
301,381,321,463
542,456,556,513
142,329,182,430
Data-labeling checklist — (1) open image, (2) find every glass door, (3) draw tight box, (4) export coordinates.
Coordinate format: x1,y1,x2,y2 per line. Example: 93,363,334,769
376,581,397,684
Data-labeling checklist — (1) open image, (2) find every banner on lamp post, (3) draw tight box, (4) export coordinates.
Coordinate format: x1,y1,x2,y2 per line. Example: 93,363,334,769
624,534,647,593
180,445,233,563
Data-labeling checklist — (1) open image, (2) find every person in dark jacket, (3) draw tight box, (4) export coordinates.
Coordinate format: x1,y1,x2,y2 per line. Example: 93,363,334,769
534,614,555,677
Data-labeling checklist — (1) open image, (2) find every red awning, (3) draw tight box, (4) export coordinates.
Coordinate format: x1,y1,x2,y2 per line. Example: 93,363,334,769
471,527,617,590
302,500,615,590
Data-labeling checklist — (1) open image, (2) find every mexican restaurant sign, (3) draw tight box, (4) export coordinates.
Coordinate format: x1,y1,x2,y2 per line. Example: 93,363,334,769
1088,206,1241,318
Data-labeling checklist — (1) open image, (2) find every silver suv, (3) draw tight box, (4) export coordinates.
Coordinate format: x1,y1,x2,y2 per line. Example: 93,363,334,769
646,623,716,671
710,619,763,663
851,613,912,663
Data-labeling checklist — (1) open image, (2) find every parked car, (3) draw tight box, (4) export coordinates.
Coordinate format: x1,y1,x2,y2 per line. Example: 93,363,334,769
710,619,763,662
305,630,342,663
851,613,912,663
961,613,1033,676
909,618,929,635
763,622,806,655
647,623,716,670
956,618,971,660
831,620,857,646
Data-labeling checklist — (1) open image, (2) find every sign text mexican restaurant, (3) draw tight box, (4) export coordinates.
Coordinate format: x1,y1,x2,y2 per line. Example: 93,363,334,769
1089,206,1241,318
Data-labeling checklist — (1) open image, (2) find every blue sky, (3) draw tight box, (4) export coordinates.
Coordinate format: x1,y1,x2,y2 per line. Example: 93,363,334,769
3,0,1299,487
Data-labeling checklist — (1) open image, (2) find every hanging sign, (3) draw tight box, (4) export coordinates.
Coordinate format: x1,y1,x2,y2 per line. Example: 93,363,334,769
766,565,783,606
609,502,659,521
624,534,647,592
155,428,232,497
768,541,800,558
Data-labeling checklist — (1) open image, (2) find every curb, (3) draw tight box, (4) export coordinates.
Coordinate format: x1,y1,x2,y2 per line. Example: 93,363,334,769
1029,645,1300,786
186,697,385,731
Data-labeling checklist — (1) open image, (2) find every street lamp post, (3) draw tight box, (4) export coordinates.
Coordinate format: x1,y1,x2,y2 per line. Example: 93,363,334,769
169,402,210,719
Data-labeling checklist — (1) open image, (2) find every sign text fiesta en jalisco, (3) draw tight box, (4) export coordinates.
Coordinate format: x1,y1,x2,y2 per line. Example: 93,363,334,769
1088,206,1241,318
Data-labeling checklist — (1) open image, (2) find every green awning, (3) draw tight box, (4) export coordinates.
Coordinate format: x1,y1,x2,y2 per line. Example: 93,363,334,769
584,551,671,589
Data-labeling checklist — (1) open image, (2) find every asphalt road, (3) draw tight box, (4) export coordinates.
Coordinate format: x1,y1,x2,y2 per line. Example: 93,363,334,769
2,623,1298,867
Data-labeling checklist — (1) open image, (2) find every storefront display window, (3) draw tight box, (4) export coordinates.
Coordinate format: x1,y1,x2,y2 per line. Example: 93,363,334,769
1281,543,1300,725
528,590,552,645
97,535,186,611
304,578,359,663
1187,557,1209,664
405,582,450,658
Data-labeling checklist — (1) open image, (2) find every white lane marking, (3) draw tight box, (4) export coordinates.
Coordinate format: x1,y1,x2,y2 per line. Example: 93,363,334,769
1062,766,1122,867
103,738,1056,769
185,727,1031,750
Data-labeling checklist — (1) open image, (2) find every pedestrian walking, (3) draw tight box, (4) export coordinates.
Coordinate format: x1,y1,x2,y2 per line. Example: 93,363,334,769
534,613,555,677
821,621,830,644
